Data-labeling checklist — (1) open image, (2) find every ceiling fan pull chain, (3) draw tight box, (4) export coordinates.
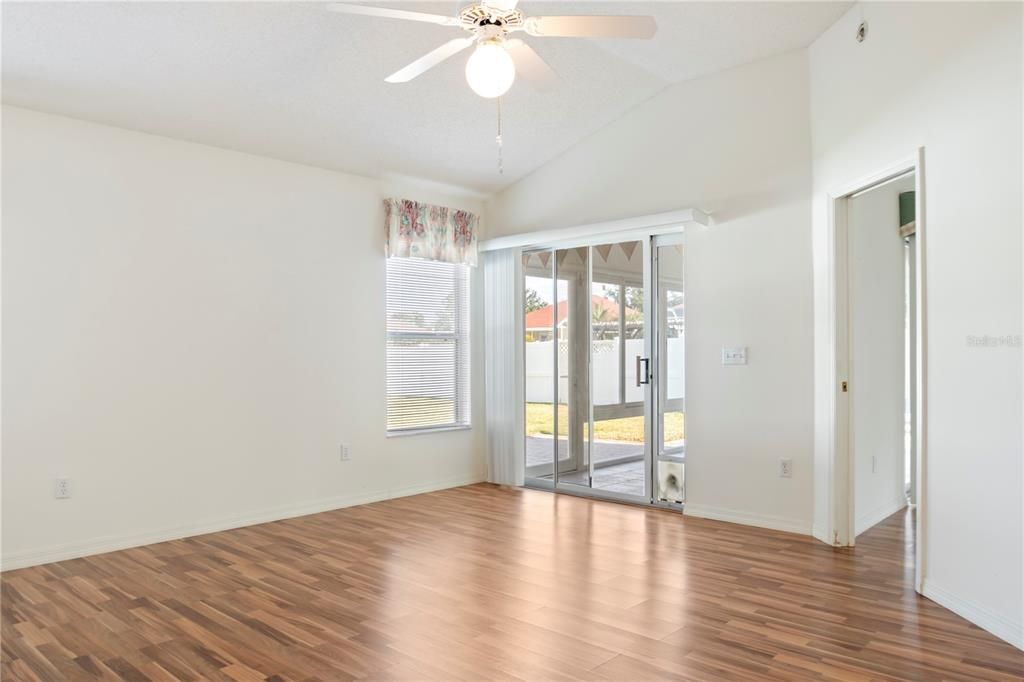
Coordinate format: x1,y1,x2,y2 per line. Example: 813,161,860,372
495,96,503,175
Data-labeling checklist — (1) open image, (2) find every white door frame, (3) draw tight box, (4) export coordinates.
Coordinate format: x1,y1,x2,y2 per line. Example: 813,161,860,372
824,147,927,592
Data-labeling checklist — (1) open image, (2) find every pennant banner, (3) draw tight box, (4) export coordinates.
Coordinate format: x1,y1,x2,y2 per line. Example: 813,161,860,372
620,241,639,261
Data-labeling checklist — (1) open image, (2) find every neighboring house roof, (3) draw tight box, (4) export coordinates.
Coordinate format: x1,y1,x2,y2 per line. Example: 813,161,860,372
525,296,637,331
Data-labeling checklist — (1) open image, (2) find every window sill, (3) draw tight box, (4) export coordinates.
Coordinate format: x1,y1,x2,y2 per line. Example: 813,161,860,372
386,424,472,439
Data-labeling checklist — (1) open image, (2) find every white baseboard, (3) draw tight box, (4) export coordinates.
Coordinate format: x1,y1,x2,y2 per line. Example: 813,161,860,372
683,503,811,536
811,523,832,546
854,496,908,536
922,579,1024,651
0,474,485,572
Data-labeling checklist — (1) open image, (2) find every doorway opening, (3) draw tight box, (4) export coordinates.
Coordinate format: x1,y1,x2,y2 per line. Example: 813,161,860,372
848,171,917,537
822,148,926,592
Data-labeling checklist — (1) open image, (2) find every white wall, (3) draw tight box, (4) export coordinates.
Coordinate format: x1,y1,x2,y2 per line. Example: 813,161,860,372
487,50,816,534
809,2,1023,647
849,174,913,535
1,106,486,569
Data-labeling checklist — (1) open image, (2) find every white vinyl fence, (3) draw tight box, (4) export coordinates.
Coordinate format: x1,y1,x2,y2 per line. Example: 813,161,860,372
525,339,684,404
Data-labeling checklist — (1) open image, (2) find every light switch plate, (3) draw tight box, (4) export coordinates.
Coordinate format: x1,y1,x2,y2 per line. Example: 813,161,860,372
722,346,747,365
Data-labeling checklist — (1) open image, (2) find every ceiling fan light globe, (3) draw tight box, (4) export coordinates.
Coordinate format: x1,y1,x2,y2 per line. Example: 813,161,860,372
465,41,516,98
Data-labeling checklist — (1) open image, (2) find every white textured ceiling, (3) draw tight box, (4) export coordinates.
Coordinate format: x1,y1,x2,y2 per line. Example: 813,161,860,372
2,1,851,194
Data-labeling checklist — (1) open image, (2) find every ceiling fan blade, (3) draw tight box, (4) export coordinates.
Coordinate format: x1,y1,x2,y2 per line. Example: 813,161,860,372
505,40,558,91
524,15,657,39
484,0,520,10
385,37,476,83
326,3,459,27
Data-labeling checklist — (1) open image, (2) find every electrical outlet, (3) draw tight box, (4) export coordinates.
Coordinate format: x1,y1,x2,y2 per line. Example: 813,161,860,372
872,455,877,473
340,444,350,462
779,459,793,478
54,478,72,499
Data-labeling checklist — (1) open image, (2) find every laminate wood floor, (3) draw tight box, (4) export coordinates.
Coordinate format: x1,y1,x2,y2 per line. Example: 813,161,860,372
2,484,1022,681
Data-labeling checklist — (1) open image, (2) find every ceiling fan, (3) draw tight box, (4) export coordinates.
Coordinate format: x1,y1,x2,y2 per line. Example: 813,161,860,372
326,1,657,98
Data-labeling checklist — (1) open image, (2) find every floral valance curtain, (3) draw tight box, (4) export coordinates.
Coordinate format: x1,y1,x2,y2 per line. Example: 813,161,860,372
383,198,479,267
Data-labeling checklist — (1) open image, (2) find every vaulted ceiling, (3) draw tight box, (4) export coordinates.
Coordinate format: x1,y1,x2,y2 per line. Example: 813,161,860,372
2,2,851,194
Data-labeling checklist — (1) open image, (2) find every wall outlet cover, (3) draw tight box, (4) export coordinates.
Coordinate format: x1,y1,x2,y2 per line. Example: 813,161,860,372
54,478,72,499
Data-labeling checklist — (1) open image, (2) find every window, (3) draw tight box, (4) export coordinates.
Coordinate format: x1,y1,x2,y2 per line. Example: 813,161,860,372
386,257,470,433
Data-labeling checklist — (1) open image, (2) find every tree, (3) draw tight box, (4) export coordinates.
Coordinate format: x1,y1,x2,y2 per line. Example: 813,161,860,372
607,286,644,314
524,288,546,313
605,285,644,338
592,301,616,340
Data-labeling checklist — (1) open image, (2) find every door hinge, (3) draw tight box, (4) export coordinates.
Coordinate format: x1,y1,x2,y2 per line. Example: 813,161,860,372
841,381,848,392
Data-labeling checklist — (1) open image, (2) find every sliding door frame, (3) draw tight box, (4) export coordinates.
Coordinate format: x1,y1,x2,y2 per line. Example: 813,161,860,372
521,248,552,484
650,232,686,509
521,225,685,509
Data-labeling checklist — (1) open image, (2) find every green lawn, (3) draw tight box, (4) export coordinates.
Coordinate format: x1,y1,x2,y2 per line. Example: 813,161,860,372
526,403,683,443
387,396,455,430
388,396,684,444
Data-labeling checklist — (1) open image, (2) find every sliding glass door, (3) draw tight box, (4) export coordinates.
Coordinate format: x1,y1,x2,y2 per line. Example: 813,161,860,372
584,240,648,500
653,236,685,504
523,250,573,480
523,232,685,507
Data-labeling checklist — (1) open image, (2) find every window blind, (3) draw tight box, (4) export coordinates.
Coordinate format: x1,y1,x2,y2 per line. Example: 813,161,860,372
386,258,471,433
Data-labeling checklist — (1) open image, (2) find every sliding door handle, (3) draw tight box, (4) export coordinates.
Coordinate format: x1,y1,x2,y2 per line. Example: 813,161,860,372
635,356,650,386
